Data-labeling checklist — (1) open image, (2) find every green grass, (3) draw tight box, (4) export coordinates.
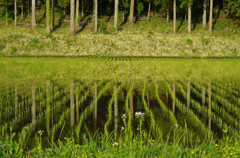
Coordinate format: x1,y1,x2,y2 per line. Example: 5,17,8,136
1,126,240,158
0,58,240,157
0,9,239,57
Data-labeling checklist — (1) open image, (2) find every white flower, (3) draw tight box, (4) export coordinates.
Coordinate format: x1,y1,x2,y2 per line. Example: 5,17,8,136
174,124,178,127
122,114,127,119
112,142,118,146
135,111,145,118
121,127,124,130
38,130,44,135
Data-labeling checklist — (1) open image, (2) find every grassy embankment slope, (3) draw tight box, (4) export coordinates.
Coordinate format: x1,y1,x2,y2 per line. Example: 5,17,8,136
0,7,239,57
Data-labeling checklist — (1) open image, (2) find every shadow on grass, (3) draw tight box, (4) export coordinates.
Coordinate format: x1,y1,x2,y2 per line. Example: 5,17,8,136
120,11,129,27
54,10,64,31
177,12,186,31
76,17,91,34
212,8,221,31
37,11,46,24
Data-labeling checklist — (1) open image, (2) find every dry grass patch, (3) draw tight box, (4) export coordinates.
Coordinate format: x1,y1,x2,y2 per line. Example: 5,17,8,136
0,16,239,56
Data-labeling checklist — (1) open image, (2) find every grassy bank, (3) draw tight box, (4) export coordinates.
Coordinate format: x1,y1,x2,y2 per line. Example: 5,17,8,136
0,9,239,57
1,127,240,158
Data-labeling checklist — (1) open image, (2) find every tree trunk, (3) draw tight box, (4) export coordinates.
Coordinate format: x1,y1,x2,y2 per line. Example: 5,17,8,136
203,0,207,27
6,8,9,25
173,0,176,33
209,0,213,32
147,0,151,21
14,0,18,26
92,0,95,22
81,0,84,19
46,0,51,33
51,0,54,30
129,0,134,26
76,0,79,27
21,0,24,20
32,0,36,26
94,0,98,32
70,0,75,35
188,3,191,34
123,1,125,22
167,6,169,23
114,0,118,32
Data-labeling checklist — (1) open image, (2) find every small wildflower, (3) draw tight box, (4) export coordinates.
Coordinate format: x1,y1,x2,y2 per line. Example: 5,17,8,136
121,127,124,130
174,124,178,127
64,137,67,139
38,130,44,135
215,144,218,147
34,148,36,150
122,114,127,119
192,151,194,154
112,142,118,146
135,111,145,118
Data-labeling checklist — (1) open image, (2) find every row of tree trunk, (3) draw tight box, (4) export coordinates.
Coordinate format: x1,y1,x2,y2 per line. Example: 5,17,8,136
12,0,213,35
